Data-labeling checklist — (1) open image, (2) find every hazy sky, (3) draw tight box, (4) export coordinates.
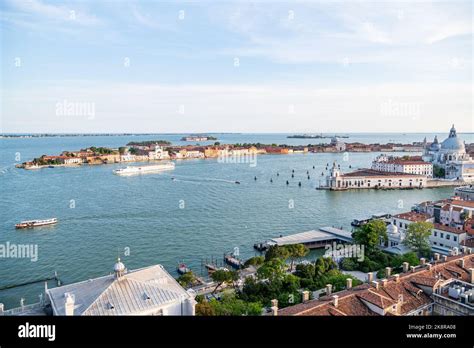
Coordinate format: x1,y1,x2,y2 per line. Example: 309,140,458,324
1,0,472,133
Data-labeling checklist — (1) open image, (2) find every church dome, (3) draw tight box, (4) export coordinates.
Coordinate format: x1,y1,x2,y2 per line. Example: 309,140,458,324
387,223,399,235
441,125,465,153
114,258,125,273
430,136,441,151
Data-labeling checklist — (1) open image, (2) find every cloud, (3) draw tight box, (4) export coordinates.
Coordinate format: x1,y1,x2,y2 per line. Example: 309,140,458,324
213,1,472,66
1,81,472,133
4,0,102,26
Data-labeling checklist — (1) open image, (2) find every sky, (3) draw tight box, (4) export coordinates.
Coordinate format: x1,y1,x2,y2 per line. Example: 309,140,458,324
0,0,472,133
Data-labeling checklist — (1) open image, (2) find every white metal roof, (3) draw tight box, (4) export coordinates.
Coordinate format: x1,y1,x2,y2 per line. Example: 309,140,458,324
267,227,353,246
47,264,191,316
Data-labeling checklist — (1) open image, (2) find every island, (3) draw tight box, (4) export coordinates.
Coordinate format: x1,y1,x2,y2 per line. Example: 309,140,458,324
181,135,218,141
287,134,349,139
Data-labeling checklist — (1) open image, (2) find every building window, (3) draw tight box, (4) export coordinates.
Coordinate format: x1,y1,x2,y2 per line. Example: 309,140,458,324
434,231,437,237
440,233,444,238
446,234,450,240
453,236,457,242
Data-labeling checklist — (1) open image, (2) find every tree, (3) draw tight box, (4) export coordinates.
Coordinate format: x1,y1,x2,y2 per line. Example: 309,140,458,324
177,271,196,288
256,259,286,281
285,244,309,271
433,164,445,178
314,257,337,278
264,245,290,262
196,302,216,316
244,256,265,268
118,147,127,155
210,269,237,294
201,293,262,316
403,221,433,257
353,220,388,253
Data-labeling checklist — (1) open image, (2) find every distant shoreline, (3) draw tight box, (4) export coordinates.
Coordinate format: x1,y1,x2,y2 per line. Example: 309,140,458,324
1,132,473,139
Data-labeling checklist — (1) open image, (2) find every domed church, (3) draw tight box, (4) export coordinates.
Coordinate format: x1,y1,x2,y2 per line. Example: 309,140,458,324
423,125,474,182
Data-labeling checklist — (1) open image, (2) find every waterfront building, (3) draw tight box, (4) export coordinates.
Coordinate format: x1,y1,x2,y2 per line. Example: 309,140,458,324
371,154,433,177
384,209,473,255
274,253,474,316
148,146,170,160
455,185,474,201
324,162,427,190
185,150,205,159
330,137,346,152
385,212,433,254
45,259,196,316
423,125,474,182
62,157,83,165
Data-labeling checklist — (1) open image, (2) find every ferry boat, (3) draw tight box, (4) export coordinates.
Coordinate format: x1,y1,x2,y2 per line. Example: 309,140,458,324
113,162,175,176
15,218,58,229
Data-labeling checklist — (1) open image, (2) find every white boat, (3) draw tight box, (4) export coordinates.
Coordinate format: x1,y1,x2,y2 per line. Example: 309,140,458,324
16,218,58,229
113,162,175,176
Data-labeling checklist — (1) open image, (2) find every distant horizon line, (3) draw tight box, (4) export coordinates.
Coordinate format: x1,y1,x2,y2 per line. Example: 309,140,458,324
1,131,473,136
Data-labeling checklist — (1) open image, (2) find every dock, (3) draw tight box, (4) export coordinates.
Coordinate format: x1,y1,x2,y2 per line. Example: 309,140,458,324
0,272,61,291
257,226,353,250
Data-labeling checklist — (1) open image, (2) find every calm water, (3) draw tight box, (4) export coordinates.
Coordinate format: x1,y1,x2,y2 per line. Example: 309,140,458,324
1,133,471,308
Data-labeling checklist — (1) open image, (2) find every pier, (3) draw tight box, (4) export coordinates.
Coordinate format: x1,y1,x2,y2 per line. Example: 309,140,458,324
256,227,353,250
0,272,61,291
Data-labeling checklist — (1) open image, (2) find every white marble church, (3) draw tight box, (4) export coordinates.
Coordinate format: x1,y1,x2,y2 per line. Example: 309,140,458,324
423,125,474,182
45,259,196,316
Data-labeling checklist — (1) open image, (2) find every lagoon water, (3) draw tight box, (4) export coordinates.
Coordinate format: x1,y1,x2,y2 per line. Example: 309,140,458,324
1,133,472,308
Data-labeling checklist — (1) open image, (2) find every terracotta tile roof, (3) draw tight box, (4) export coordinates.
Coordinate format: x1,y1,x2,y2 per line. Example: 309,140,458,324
410,276,440,287
277,254,474,316
461,238,474,247
393,212,431,222
449,200,474,209
357,290,396,309
342,169,424,178
385,160,431,165
433,223,465,235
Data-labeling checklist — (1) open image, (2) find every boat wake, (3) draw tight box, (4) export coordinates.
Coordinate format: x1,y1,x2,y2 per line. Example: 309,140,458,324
163,174,239,185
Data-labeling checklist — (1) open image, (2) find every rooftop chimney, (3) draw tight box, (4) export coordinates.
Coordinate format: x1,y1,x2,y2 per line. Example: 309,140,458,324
64,292,75,316
372,281,379,290
394,274,400,283
410,266,416,273
427,263,432,270
459,259,465,268
470,269,474,284
271,299,278,316
302,290,310,302
367,272,374,283
442,255,448,262
381,279,388,287
402,262,409,273
420,258,426,265
385,267,391,277
346,278,353,290
326,284,332,296
434,253,440,261
332,295,339,308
